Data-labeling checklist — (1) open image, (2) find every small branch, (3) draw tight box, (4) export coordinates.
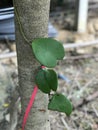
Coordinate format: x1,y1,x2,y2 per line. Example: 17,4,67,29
0,52,16,60
61,117,71,130
86,91,98,102
92,104,98,117
64,53,98,60
64,40,98,49
74,91,98,108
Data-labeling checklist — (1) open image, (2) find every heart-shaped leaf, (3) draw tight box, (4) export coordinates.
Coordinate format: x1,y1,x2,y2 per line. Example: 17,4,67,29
45,69,58,91
35,69,51,94
32,38,65,68
35,69,58,93
48,93,72,116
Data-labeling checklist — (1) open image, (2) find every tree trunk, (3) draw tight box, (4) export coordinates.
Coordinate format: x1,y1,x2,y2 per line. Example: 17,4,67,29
13,0,50,130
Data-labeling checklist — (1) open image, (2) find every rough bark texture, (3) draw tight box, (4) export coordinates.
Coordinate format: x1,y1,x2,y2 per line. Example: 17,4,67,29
13,0,50,130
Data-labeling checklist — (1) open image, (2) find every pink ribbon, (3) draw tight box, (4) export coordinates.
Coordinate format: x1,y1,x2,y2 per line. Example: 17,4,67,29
22,66,45,130
22,86,38,130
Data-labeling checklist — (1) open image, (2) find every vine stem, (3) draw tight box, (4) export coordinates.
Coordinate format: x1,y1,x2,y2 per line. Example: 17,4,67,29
13,0,32,46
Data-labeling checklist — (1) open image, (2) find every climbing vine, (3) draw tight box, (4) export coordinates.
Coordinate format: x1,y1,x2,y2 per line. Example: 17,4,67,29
32,38,72,115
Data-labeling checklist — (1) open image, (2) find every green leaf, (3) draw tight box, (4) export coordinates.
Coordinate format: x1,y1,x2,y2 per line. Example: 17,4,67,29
35,69,58,93
48,94,72,116
35,69,51,94
32,38,65,68
45,69,58,91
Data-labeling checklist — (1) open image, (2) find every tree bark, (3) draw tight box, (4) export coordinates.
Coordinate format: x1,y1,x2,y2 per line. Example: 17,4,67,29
13,0,50,130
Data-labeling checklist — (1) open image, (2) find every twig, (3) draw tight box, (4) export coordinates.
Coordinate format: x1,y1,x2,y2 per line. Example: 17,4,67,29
0,52,16,60
64,53,98,60
74,91,98,108
68,72,81,99
64,40,98,49
78,78,95,95
86,91,98,102
92,104,98,117
61,117,71,130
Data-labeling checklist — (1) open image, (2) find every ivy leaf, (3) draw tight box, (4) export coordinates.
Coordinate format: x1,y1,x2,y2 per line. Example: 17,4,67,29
48,93,72,116
35,69,58,93
32,38,65,68
45,69,58,91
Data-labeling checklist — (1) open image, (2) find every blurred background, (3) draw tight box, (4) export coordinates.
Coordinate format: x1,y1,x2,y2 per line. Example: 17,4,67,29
0,0,98,130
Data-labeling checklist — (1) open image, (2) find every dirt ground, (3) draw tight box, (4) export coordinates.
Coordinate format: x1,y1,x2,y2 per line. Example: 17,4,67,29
50,58,98,130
